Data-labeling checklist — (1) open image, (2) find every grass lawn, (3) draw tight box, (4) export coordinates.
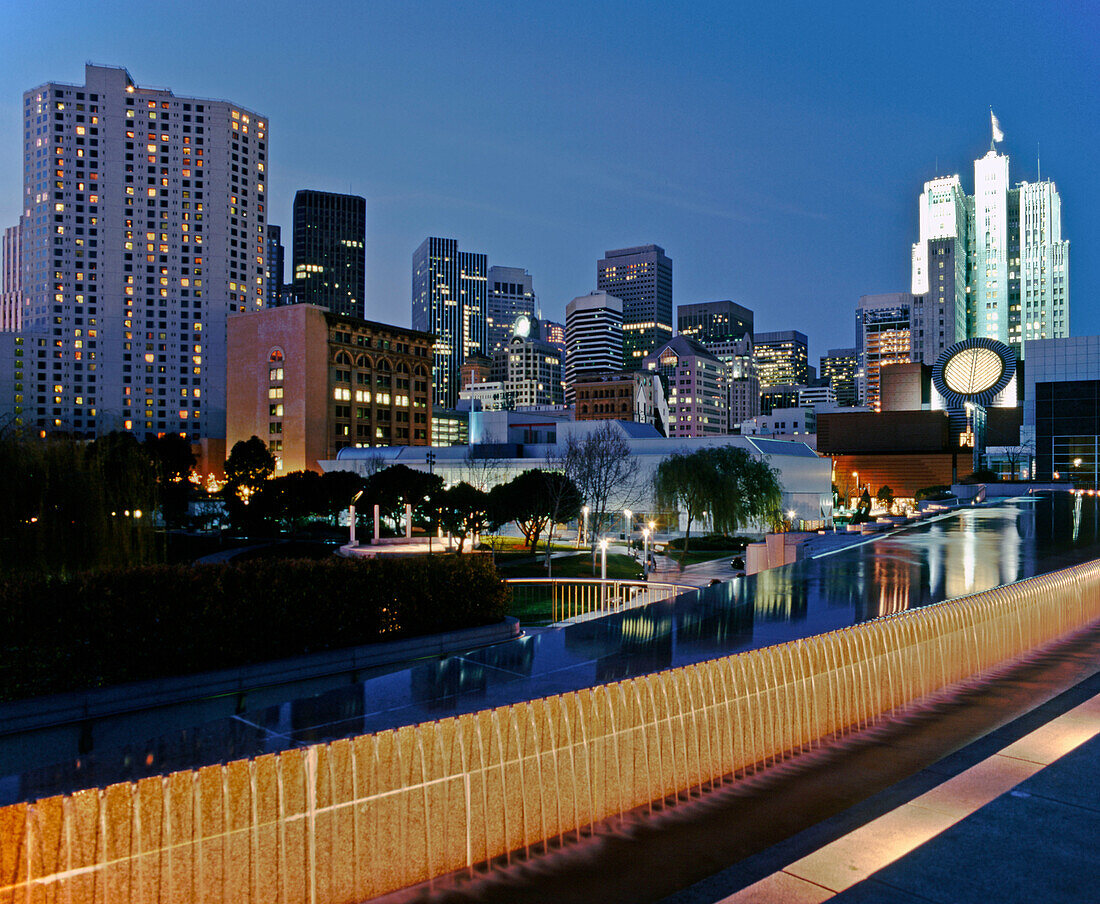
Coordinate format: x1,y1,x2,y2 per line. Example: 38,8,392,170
665,549,741,566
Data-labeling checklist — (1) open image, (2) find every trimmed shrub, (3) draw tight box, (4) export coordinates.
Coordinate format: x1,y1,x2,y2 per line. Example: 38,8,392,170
0,556,509,703
915,485,955,502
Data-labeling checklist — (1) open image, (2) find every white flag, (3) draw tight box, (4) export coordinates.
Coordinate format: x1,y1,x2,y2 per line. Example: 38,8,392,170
991,110,1004,143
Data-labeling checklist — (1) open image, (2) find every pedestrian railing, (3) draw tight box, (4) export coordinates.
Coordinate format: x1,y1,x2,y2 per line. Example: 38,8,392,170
506,578,696,625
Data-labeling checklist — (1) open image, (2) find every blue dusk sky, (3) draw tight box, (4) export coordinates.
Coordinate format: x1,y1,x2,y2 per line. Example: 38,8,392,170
1,0,1097,363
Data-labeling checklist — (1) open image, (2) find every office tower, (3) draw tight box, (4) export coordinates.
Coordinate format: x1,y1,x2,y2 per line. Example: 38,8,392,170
564,291,623,404
820,347,860,406
1,224,21,331
227,305,432,472
490,319,563,408
754,330,809,388
292,190,365,318
265,223,284,308
641,336,725,437
540,318,566,354
18,64,267,441
597,244,672,369
911,124,1069,360
486,266,537,356
412,236,487,409
677,300,753,344
857,294,914,412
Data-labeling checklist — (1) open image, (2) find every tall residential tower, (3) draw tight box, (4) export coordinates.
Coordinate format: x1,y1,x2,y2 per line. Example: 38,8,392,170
18,64,267,440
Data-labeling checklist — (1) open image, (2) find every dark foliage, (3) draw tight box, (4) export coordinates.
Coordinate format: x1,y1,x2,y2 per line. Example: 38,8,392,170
664,534,754,551
0,556,509,703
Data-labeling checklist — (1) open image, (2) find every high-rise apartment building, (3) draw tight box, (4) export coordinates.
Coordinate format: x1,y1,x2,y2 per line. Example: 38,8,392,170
857,294,913,412
486,266,537,356
820,347,860,406
411,236,487,409
677,300,753,344
18,64,267,441
264,223,284,308
292,190,365,318
1,224,21,331
754,330,809,388
641,336,725,437
564,291,623,404
910,128,1069,360
596,245,672,369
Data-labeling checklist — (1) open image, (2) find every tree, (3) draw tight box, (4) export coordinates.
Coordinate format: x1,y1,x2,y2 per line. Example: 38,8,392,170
654,446,784,565
876,485,895,513
538,470,582,576
366,464,443,532
490,469,552,550
144,434,196,484
434,482,491,553
654,449,715,565
561,422,641,559
224,436,275,495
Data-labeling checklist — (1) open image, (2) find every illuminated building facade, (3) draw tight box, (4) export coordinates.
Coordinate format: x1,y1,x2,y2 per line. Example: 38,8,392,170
411,236,487,409
264,223,284,308
706,335,759,428
291,190,365,318
18,63,267,440
597,244,672,370
226,304,432,473
857,294,913,412
911,134,1069,361
754,330,809,389
490,317,563,408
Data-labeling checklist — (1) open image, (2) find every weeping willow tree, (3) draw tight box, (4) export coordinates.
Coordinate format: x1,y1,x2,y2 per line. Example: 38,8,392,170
0,432,159,575
655,446,784,564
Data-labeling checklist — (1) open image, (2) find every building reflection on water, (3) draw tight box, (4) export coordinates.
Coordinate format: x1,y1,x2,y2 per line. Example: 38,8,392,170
3,495,1099,806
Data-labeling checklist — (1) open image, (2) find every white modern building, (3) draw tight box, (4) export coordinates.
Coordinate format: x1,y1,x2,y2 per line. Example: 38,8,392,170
1,224,22,332
18,63,268,440
320,415,833,530
565,291,623,404
910,123,1069,360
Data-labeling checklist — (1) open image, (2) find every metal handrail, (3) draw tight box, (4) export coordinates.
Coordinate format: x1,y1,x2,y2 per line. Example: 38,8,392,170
505,578,696,625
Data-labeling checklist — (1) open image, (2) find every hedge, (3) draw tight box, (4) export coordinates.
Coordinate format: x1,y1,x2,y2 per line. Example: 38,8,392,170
0,556,509,703
664,534,754,551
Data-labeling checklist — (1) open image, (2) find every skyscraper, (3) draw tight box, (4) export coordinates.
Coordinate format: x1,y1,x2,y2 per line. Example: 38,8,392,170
18,64,267,440
754,330,809,388
412,236,487,409
677,300,753,344
911,123,1069,360
564,291,623,404
1,224,21,332
265,223,284,308
292,190,365,318
486,265,537,356
597,245,672,369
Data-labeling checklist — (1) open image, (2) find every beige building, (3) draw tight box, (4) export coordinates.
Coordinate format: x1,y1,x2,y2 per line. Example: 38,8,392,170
227,304,432,472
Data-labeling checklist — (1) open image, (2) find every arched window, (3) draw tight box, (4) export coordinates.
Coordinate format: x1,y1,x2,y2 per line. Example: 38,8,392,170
333,351,353,366
355,355,371,369
269,348,284,364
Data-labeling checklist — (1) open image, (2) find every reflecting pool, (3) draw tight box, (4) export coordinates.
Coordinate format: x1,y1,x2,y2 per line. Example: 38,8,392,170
3,494,1098,805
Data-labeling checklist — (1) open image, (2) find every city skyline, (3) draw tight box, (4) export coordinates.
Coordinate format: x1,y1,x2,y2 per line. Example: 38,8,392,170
1,1,1097,368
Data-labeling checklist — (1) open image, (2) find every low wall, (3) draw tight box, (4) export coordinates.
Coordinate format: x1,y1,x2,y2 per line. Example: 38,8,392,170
3,561,1098,903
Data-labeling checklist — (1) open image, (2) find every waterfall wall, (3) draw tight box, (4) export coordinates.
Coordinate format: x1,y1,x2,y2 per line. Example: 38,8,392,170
2,560,1098,904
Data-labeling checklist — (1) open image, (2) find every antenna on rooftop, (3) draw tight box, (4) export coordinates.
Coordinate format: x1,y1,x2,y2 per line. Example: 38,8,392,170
1037,142,1041,182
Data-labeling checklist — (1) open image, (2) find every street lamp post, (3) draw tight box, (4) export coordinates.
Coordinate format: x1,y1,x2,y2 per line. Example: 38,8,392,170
600,537,608,580
349,489,364,548
426,450,436,554
623,508,632,543
582,505,589,547
642,527,650,578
